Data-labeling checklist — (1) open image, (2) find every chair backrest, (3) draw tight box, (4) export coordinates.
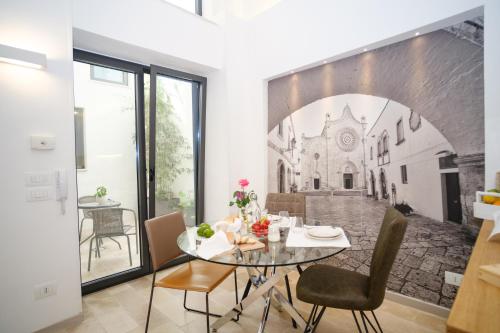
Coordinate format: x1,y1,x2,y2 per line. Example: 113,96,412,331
265,193,306,220
89,208,125,236
145,212,186,271
367,207,407,308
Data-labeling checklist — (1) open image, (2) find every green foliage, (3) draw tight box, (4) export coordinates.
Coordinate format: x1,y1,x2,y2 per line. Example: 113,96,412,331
95,186,107,198
145,77,193,200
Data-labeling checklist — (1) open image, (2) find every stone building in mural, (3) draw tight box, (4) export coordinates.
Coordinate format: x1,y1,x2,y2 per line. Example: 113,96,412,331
365,101,458,223
300,105,367,192
267,115,300,193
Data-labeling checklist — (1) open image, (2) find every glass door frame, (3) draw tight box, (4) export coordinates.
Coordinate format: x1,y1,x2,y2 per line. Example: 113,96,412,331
73,51,207,295
148,65,207,226
74,49,151,295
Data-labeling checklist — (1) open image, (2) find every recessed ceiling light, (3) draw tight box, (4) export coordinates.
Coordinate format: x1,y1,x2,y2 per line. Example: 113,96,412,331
323,61,327,64
415,32,420,36
290,70,295,74
363,48,368,52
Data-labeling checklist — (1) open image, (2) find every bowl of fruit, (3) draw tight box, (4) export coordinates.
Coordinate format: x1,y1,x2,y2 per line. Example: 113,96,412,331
474,189,500,220
197,223,215,238
251,217,270,238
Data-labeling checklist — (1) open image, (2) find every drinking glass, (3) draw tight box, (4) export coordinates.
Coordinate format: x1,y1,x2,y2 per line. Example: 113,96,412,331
293,216,304,233
278,211,289,221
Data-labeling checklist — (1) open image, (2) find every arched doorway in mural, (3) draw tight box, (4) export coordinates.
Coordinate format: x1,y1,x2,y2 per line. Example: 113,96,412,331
277,160,285,193
287,168,292,191
380,168,388,199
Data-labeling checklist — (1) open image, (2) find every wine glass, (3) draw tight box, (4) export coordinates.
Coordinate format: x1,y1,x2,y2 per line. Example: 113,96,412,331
293,216,304,233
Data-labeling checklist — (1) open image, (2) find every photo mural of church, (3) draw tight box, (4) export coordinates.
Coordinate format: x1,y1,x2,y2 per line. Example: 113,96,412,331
267,16,484,307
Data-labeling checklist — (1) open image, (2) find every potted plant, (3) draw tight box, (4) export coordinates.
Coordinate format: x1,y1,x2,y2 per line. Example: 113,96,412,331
95,186,108,204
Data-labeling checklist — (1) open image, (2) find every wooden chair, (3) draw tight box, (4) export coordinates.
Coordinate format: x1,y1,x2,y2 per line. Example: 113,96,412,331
296,207,408,333
144,212,239,333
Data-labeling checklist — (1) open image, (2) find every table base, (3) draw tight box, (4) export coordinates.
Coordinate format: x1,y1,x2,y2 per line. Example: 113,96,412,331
211,266,308,333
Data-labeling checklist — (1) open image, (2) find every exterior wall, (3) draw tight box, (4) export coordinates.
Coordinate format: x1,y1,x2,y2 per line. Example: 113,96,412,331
366,101,454,222
73,62,139,213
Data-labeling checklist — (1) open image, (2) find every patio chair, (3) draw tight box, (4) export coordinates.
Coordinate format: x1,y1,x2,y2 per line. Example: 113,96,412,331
296,207,408,333
86,207,137,271
78,195,96,240
265,192,306,220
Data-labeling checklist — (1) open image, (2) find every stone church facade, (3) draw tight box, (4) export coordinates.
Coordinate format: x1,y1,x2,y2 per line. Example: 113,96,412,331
300,105,367,191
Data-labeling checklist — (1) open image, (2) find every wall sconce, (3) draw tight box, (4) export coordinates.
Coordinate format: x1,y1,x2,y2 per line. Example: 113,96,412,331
0,44,46,69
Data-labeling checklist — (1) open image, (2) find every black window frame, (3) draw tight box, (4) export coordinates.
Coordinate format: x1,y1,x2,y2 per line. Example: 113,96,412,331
396,117,405,145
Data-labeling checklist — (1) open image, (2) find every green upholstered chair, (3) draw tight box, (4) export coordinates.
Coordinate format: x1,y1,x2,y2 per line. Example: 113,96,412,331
296,207,407,333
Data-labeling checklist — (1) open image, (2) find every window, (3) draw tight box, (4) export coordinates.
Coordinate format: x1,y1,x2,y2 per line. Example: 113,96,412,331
163,0,202,15
370,146,373,160
401,165,408,184
396,118,405,144
90,65,128,85
278,121,283,137
377,131,390,166
74,107,86,169
383,135,388,152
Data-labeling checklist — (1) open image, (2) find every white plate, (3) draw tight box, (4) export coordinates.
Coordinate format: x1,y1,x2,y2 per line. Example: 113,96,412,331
305,232,343,241
307,226,342,238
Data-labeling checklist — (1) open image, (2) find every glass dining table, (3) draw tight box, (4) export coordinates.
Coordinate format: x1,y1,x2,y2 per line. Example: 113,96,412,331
177,226,350,332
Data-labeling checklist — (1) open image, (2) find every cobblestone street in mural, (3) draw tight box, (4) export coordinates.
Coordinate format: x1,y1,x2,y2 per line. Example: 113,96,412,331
307,195,474,307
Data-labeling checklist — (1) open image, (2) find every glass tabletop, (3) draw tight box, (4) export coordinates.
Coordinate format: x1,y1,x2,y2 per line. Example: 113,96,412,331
78,199,121,209
177,227,349,268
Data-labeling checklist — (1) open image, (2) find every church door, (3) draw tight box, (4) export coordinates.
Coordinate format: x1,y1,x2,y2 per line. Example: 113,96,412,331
343,173,353,189
380,169,388,199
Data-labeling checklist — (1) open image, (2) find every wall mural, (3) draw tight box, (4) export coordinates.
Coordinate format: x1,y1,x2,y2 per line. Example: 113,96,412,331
267,17,484,307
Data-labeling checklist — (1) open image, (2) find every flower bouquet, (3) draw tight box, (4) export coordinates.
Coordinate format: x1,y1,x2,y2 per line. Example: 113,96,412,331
229,179,257,233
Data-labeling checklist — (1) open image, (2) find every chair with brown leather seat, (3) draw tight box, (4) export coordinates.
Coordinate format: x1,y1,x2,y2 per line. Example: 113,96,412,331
296,207,407,333
144,212,239,333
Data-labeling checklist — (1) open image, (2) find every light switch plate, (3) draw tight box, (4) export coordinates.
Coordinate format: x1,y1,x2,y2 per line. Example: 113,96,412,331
31,135,56,150
445,271,464,286
34,281,57,300
24,172,53,187
26,187,54,202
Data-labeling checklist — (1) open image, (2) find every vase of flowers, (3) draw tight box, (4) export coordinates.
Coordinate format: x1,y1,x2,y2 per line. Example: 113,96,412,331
229,179,257,233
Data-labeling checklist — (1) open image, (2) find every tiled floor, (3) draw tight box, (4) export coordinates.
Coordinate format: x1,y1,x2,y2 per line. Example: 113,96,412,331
306,195,475,307
42,267,446,333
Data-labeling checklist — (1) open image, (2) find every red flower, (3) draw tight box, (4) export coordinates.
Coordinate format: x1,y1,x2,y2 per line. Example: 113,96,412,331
239,179,249,187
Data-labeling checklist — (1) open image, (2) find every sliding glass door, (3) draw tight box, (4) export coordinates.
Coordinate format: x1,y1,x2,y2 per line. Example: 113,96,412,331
73,51,205,293
148,66,206,226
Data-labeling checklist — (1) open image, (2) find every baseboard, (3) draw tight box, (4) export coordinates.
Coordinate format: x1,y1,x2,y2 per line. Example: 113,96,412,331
35,312,84,333
385,290,450,318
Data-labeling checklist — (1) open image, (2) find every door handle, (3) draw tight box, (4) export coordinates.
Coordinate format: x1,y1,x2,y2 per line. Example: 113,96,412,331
149,168,155,182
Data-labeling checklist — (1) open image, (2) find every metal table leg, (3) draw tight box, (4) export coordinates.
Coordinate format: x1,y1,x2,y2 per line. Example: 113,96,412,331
210,266,307,332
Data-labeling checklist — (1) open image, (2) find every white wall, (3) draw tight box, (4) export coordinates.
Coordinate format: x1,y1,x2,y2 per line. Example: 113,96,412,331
0,1,82,332
73,0,224,74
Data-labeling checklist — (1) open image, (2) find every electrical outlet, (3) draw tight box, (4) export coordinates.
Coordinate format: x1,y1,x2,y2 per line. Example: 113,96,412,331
34,281,57,300
445,271,463,287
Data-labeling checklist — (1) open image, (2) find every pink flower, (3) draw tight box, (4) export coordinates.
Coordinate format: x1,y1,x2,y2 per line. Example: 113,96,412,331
239,179,249,187
236,191,244,200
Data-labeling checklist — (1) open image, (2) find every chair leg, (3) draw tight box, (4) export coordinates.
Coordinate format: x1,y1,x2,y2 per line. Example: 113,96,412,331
352,310,363,333
304,305,318,333
310,307,326,333
284,274,297,328
360,311,369,332
241,279,252,301
79,217,85,240
296,264,303,275
145,272,156,333
360,311,380,332
87,237,94,271
183,291,224,319
205,292,210,333
234,270,240,321
371,310,383,332
126,235,132,266
108,237,122,249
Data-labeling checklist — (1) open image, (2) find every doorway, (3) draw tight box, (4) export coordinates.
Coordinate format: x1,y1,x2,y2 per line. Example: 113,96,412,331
343,173,353,189
445,173,462,223
73,51,206,294
278,160,285,193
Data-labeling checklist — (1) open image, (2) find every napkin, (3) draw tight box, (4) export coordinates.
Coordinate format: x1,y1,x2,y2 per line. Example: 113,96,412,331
197,231,234,260
286,227,351,248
